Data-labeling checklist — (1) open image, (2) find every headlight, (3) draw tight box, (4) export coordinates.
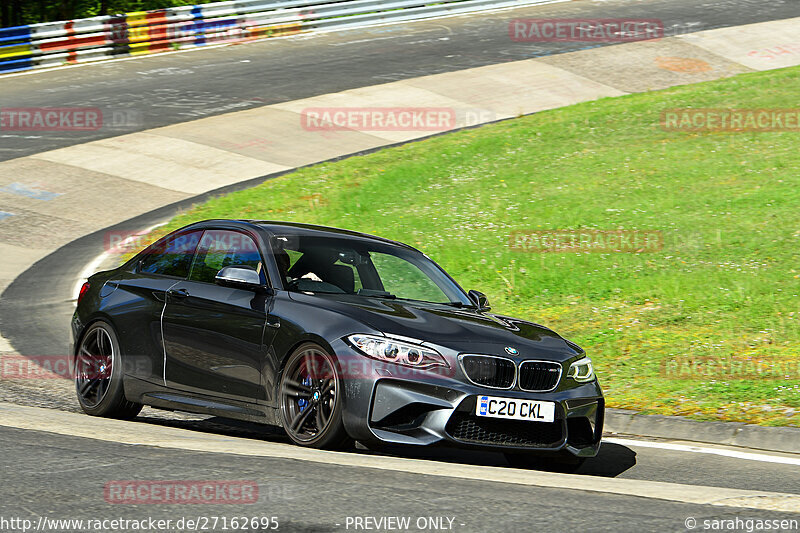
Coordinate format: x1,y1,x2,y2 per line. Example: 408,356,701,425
347,334,449,369
567,356,595,382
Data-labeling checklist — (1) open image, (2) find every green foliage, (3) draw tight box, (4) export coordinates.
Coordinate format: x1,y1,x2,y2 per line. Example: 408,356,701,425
1,0,206,27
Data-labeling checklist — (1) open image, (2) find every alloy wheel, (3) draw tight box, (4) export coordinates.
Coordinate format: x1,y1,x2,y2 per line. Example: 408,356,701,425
280,347,339,443
75,325,115,409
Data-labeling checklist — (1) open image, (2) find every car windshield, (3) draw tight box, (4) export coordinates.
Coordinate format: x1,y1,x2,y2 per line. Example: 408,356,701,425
271,234,471,306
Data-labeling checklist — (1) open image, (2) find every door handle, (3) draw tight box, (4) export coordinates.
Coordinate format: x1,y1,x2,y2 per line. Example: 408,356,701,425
167,288,190,299
266,318,280,329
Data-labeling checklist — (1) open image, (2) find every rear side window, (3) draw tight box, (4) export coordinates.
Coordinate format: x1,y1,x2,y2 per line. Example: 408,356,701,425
138,231,203,278
189,230,264,284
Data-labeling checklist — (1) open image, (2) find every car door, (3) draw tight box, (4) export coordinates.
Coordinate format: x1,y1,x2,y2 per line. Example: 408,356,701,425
162,228,269,403
111,229,203,385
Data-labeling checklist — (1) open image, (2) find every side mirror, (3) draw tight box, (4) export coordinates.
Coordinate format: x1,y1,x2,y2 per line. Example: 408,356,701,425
468,290,491,311
215,265,265,291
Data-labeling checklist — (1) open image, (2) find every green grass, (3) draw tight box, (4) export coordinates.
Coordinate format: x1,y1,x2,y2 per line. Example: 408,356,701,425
146,66,800,427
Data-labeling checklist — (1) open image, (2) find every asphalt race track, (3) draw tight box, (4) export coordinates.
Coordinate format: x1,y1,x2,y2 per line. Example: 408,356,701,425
1,0,800,531
0,0,798,160
6,400,800,494
1,425,800,532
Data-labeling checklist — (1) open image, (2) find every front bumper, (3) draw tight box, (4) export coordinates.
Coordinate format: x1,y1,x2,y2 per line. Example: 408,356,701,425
333,340,604,458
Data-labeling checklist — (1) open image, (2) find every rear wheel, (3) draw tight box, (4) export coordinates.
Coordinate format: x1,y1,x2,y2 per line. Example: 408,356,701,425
279,343,350,449
75,321,142,419
504,452,586,473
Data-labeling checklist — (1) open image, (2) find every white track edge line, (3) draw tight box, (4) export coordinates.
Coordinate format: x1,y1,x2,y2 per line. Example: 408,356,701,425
605,437,800,466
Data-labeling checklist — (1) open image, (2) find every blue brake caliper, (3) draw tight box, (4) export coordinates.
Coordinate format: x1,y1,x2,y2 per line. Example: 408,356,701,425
297,377,313,411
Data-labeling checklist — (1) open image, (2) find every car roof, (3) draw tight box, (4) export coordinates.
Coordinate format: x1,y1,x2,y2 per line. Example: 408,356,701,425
194,219,416,251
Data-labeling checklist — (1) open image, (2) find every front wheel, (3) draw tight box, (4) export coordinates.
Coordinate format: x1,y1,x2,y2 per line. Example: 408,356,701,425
75,321,142,419
504,451,586,473
278,343,350,449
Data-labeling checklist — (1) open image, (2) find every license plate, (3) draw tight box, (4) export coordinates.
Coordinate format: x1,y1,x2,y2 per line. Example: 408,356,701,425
475,395,555,423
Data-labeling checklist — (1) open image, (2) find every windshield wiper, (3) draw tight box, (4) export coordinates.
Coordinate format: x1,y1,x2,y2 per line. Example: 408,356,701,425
390,297,475,308
355,290,472,307
357,289,396,299
442,301,476,308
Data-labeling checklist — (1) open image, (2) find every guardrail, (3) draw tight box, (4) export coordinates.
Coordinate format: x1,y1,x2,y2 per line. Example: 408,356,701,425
0,0,558,74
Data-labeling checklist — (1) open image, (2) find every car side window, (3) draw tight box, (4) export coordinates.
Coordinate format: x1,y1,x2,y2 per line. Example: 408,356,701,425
189,229,264,284
138,230,203,278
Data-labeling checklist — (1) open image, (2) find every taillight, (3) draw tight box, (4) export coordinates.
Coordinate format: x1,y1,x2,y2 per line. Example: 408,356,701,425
77,282,91,305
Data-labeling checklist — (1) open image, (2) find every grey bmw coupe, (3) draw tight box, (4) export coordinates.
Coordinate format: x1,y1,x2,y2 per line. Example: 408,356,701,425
72,220,603,471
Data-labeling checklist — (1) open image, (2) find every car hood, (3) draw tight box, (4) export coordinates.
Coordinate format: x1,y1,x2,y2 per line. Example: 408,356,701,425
288,292,583,362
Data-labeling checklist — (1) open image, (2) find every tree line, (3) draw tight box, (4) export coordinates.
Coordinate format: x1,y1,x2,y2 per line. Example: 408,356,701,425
0,0,200,28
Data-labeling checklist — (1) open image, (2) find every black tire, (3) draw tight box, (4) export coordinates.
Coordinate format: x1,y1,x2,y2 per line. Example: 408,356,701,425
504,451,586,474
278,342,350,449
75,321,142,419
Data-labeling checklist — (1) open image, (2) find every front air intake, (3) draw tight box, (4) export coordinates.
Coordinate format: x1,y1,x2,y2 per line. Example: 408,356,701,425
518,360,562,392
459,355,515,389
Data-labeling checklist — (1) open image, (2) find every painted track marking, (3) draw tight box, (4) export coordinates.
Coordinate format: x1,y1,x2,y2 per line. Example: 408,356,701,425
605,437,800,466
